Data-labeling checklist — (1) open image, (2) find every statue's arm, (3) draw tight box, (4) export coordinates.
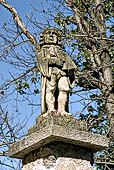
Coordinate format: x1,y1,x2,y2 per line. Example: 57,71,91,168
58,50,77,71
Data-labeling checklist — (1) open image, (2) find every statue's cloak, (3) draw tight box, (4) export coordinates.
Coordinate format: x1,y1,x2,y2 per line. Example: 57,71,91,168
37,45,77,113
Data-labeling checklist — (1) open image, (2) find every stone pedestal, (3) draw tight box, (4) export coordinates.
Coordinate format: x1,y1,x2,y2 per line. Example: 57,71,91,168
22,142,93,170
8,113,109,170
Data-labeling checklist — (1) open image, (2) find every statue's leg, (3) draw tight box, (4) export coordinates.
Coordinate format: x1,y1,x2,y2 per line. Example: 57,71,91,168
58,76,70,115
46,74,56,112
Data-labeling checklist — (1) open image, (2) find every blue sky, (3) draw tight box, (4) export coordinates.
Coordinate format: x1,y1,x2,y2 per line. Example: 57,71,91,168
0,1,88,169
0,1,113,169
0,0,93,131
0,0,44,117
0,1,104,170
0,1,46,169
0,0,83,120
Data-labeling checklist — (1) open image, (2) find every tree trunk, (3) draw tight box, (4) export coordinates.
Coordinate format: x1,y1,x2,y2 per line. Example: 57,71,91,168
70,0,114,139
106,93,114,138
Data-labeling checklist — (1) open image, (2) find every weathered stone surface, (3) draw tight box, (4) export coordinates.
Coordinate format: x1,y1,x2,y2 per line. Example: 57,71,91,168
22,142,95,170
28,113,87,135
23,142,92,165
56,158,95,170
22,158,95,170
8,115,109,159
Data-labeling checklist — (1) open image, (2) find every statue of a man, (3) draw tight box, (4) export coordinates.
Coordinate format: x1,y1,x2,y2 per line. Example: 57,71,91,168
37,28,77,116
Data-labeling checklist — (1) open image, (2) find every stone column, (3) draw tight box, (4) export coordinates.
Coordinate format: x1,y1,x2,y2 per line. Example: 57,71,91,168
8,113,109,170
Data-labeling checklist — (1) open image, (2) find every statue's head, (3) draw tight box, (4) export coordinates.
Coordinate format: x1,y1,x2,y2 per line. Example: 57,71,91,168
40,28,63,47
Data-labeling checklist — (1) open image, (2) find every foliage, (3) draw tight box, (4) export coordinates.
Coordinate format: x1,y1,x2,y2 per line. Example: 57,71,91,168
0,0,113,169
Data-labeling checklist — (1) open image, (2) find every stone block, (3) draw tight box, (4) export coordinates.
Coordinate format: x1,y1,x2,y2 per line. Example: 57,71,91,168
28,113,87,135
9,114,109,159
22,142,95,170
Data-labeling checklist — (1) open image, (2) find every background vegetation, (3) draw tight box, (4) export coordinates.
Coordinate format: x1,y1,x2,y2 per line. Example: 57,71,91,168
0,0,114,169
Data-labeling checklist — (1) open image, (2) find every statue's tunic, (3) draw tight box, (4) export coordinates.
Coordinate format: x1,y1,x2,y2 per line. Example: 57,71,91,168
37,45,77,113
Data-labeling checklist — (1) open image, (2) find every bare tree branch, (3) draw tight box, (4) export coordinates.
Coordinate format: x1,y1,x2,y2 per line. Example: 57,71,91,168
0,0,40,50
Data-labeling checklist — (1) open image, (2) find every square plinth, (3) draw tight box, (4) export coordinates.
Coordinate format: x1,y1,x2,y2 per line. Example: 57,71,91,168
8,114,109,159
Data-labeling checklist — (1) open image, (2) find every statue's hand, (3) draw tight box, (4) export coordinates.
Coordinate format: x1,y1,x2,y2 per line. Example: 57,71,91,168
49,58,63,66
56,59,63,66
49,58,56,64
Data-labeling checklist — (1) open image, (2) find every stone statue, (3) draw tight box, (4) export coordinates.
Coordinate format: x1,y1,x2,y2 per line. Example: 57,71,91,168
37,28,77,116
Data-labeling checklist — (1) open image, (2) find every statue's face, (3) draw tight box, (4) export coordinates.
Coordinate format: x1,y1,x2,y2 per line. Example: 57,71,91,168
44,31,58,44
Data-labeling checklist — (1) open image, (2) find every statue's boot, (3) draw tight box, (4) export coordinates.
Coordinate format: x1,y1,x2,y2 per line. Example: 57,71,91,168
58,91,70,116
46,91,56,113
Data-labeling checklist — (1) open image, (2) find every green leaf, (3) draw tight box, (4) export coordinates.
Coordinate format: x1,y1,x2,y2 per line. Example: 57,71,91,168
31,77,37,84
34,89,39,94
